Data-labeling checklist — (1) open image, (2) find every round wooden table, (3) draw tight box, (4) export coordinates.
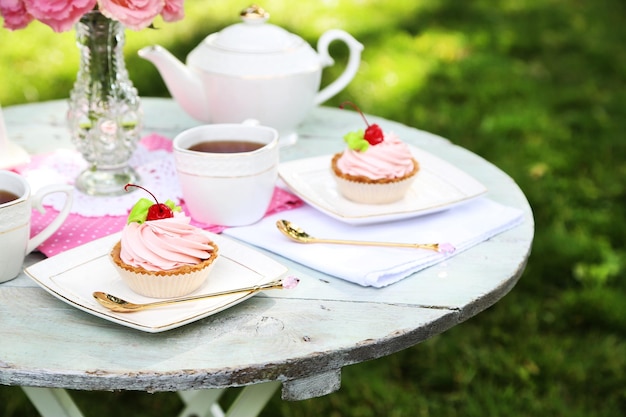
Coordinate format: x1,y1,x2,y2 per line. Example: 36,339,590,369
0,99,534,417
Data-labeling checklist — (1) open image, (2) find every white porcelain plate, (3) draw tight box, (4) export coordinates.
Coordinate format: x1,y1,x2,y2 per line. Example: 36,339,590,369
25,233,288,333
279,145,488,225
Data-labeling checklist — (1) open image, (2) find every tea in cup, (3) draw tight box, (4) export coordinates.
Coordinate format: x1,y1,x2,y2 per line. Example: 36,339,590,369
173,121,279,226
0,170,73,283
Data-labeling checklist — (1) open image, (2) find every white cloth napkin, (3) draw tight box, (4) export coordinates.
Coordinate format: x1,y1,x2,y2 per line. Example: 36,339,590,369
223,197,524,287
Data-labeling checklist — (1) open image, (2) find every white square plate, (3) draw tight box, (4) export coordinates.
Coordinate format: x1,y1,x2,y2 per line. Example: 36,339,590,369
278,145,488,225
25,233,288,333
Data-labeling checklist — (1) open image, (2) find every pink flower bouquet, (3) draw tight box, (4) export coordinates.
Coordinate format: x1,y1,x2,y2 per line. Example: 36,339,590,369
0,0,184,32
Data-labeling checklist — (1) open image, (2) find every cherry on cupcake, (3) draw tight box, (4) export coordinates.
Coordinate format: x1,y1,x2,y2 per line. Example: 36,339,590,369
124,183,173,220
340,101,384,145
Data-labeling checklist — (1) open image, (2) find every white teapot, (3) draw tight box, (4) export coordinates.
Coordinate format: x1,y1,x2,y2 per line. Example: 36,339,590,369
138,5,363,145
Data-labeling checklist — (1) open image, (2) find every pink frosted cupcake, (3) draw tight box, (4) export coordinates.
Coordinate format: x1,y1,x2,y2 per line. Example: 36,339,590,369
331,102,419,204
110,184,219,298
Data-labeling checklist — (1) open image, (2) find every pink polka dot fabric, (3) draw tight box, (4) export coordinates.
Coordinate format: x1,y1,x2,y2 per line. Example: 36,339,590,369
29,187,302,257
30,211,127,256
18,134,303,257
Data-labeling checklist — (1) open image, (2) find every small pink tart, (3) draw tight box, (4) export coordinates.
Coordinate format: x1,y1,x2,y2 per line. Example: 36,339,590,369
331,153,419,204
110,191,219,298
110,241,219,298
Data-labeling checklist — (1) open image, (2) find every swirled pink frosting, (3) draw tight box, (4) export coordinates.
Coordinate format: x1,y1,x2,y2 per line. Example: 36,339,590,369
120,213,214,272
337,132,414,179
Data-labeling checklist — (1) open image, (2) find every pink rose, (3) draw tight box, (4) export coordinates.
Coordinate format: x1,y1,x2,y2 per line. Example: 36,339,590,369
161,0,183,22
98,0,164,31
23,0,97,32
0,0,34,30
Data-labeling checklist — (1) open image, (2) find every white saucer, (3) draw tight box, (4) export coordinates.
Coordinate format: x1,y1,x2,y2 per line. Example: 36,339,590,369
278,145,487,225
25,233,288,332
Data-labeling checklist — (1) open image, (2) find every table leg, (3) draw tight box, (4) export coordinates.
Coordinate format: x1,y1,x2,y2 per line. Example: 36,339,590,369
178,388,227,417
224,381,281,417
21,387,85,417
177,382,279,417
20,383,279,417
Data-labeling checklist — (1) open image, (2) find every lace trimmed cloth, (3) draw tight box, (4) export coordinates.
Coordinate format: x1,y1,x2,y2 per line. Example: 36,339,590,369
13,134,302,257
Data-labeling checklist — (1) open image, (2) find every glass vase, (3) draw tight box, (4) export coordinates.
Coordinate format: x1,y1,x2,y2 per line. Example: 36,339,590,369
67,11,142,196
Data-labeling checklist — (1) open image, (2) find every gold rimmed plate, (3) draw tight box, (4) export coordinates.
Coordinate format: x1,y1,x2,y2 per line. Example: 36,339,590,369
24,232,288,333
278,145,487,225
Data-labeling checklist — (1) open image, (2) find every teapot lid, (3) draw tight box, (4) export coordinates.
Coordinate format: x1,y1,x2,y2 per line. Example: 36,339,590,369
208,5,303,53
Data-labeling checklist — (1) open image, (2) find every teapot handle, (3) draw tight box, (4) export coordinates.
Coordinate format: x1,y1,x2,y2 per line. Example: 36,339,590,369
314,29,364,106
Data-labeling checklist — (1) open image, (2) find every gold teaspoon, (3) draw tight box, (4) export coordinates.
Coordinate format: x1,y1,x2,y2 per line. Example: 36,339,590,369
276,219,455,254
93,277,299,313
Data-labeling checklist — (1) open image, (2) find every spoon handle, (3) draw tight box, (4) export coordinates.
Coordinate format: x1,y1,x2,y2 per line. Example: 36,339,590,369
311,237,441,252
151,280,285,307
106,279,285,312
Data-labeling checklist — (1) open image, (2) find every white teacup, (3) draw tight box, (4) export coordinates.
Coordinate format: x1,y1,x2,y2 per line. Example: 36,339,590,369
0,170,74,283
173,121,279,226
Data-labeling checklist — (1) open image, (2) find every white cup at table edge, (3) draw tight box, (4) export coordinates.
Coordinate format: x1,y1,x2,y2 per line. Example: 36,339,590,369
0,170,74,283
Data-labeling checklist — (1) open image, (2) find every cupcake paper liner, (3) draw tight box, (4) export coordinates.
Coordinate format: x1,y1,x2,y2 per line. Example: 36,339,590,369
332,172,417,204
111,261,218,298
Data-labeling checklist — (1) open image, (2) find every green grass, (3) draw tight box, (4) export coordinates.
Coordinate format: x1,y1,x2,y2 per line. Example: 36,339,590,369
2,0,625,416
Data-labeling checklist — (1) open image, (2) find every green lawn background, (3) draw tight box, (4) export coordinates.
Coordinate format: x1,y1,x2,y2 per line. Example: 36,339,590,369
1,0,625,416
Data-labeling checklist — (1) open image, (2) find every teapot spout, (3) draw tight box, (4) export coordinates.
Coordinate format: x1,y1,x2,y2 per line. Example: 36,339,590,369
138,45,209,122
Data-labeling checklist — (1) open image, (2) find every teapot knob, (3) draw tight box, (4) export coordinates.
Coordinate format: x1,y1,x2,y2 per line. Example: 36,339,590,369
240,4,270,23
